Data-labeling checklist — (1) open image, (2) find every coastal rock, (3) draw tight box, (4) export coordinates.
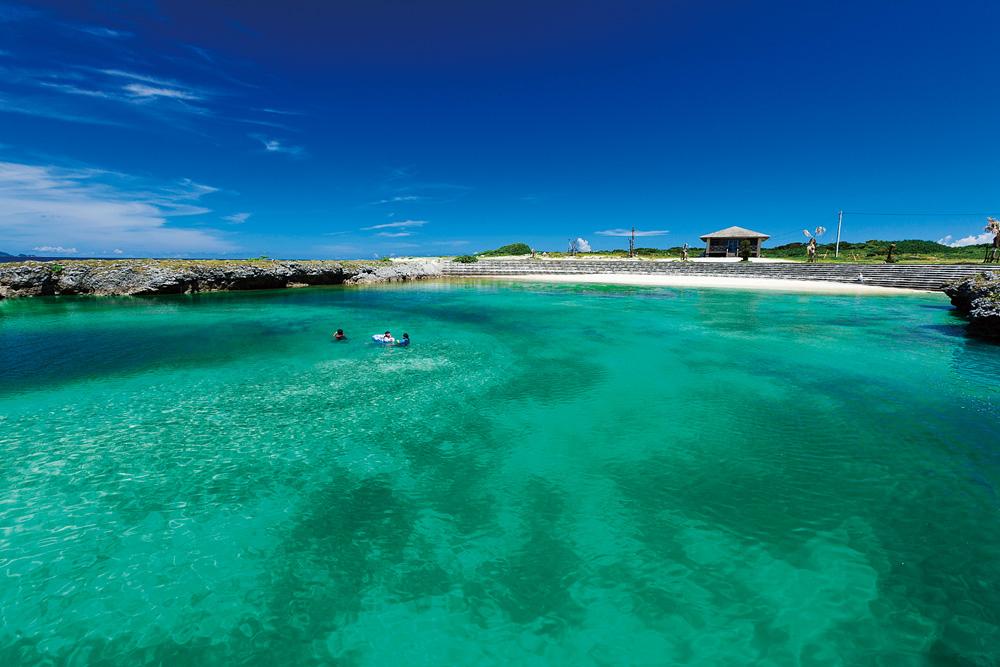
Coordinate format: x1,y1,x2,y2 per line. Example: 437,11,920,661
0,259,442,299
945,271,1000,339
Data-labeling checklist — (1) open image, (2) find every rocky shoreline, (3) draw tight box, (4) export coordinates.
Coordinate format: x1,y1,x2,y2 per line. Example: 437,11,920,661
0,259,442,298
944,271,1000,339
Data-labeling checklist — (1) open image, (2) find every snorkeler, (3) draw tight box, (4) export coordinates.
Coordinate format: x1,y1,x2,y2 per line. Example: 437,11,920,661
333,328,346,341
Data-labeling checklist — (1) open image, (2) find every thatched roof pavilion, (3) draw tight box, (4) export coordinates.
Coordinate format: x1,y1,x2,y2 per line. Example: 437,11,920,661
699,226,770,258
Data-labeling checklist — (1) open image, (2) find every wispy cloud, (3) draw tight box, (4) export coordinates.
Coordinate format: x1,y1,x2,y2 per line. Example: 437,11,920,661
33,245,77,254
0,160,235,255
377,231,412,238
252,134,305,157
937,232,993,247
98,68,188,88
38,82,113,99
3,53,294,133
223,212,251,224
257,107,304,116
76,25,132,39
124,82,201,101
368,195,426,206
0,93,126,126
361,219,427,231
595,228,670,237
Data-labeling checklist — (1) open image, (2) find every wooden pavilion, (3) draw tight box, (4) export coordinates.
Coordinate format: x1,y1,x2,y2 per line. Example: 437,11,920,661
699,226,770,258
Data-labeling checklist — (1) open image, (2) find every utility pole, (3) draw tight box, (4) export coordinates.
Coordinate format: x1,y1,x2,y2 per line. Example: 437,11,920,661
629,226,636,258
835,210,843,258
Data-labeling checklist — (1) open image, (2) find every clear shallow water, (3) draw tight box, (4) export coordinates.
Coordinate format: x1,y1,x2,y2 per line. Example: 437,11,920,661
1,280,998,666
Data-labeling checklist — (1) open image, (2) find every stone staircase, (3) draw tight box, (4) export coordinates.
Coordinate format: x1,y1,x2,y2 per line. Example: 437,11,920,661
441,259,992,291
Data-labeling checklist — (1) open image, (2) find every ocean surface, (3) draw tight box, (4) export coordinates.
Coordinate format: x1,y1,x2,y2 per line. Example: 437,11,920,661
1,280,997,666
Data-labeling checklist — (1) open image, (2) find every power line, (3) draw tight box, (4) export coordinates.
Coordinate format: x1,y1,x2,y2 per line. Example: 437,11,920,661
841,211,992,217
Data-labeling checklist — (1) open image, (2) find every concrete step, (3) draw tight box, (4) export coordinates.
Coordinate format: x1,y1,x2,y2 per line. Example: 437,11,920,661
440,260,992,291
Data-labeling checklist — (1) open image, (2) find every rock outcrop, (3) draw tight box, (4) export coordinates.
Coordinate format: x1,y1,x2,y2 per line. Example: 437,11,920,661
0,259,441,299
945,271,1000,339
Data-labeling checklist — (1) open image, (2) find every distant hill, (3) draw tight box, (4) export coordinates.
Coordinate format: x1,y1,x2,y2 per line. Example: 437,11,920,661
0,251,47,263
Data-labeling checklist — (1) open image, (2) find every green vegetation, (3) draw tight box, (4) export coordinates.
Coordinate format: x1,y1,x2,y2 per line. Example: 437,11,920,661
478,242,532,257
49,263,65,275
544,247,688,259
453,254,479,263
739,240,751,261
765,240,992,264
540,240,991,264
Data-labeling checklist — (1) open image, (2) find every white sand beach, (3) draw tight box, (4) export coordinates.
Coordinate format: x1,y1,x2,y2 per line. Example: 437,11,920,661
480,273,931,295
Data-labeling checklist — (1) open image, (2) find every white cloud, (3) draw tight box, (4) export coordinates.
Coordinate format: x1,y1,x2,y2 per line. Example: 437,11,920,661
223,212,251,224
0,160,235,255
368,195,425,205
123,83,201,101
937,232,993,247
33,245,78,254
595,228,670,237
113,248,123,254
377,231,412,238
362,219,427,231
252,135,305,157
574,237,592,252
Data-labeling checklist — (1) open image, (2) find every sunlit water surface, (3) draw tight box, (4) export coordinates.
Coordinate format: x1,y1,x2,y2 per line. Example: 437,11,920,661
1,280,997,665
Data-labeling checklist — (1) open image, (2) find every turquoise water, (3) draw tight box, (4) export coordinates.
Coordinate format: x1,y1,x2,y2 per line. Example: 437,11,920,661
1,280,998,665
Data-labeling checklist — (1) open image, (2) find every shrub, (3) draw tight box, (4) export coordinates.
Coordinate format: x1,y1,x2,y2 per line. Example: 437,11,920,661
49,263,65,275
453,254,479,263
478,243,531,257
739,240,751,261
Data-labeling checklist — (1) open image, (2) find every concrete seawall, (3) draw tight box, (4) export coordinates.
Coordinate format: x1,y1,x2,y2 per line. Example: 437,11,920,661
442,259,987,291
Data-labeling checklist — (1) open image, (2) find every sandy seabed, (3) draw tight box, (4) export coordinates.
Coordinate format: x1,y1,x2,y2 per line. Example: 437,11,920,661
477,273,930,295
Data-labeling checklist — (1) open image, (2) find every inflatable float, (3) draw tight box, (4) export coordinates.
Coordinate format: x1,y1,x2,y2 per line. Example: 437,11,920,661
371,335,410,346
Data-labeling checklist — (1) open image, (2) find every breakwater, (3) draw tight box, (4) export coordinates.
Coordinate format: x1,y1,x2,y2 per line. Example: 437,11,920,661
0,259,441,298
442,259,986,291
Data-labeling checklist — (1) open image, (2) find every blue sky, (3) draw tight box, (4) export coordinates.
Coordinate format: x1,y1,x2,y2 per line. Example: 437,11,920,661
1,0,998,258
